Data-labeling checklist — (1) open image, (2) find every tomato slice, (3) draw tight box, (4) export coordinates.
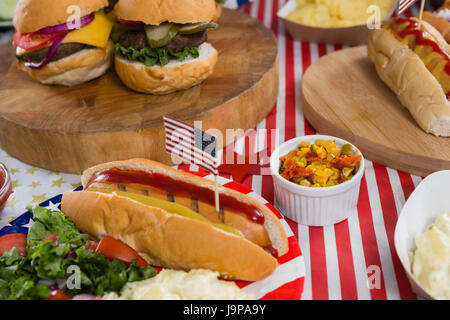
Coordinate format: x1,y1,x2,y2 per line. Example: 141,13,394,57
44,233,58,245
95,236,147,267
45,289,71,300
85,240,99,252
0,233,26,257
13,31,66,51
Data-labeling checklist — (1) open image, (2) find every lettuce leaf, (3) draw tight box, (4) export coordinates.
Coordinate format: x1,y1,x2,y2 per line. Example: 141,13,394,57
114,43,200,67
0,206,157,300
28,206,89,248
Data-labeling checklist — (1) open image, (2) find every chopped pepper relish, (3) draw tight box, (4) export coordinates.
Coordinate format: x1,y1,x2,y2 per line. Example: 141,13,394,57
279,140,362,187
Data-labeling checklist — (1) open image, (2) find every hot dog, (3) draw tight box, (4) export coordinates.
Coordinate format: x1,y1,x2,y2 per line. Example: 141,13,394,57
368,17,450,137
61,159,288,281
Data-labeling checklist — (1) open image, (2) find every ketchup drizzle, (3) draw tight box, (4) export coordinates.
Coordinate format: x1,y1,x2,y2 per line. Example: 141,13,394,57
389,17,450,99
87,168,265,225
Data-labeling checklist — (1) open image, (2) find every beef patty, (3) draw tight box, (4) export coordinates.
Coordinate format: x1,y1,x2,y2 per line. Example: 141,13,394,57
165,31,207,52
20,43,86,64
118,31,148,51
118,30,207,52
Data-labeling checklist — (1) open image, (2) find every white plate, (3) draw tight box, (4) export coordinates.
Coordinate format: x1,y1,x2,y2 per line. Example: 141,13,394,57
394,170,450,300
0,172,306,300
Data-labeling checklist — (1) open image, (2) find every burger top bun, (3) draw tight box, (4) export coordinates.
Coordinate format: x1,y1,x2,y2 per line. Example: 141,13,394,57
13,0,108,33
114,0,217,25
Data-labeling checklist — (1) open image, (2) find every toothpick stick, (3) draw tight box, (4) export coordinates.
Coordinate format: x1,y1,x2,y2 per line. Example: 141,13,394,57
418,0,426,28
214,174,220,213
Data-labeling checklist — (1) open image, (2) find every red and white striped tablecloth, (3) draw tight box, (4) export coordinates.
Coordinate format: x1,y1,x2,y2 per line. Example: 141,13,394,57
213,0,431,300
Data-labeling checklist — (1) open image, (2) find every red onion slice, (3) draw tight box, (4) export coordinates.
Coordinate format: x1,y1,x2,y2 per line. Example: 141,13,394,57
24,32,68,70
39,13,95,34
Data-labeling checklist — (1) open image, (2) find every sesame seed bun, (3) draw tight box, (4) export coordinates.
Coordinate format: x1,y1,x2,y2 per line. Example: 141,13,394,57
13,0,108,33
114,0,217,25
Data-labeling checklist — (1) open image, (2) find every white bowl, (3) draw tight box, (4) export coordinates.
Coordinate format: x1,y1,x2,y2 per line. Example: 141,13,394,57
277,0,397,46
270,135,365,226
394,170,450,300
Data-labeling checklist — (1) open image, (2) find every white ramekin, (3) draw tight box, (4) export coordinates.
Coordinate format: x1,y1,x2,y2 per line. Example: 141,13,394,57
270,135,365,226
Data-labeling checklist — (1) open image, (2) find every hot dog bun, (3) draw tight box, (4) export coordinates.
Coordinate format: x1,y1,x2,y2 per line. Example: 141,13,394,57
81,158,289,257
422,11,450,43
368,19,450,137
61,190,278,281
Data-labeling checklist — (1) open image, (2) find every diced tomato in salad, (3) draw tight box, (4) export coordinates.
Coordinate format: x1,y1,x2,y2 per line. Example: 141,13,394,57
0,233,26,257
45,289,71,300
44,233,58,245
85,240,99,252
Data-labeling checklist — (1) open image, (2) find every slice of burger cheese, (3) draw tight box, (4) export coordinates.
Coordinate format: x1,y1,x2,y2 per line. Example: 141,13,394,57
16,12,114,56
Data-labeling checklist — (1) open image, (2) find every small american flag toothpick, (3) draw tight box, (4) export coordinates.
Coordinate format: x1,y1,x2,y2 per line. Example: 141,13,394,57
163,116,221,212
398,0,419,15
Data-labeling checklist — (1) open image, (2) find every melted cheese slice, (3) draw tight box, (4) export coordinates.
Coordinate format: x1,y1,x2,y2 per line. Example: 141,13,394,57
62,12,114,48
16,12,114,56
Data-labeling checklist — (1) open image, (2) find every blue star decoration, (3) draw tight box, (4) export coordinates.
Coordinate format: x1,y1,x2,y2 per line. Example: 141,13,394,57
0,186,82,237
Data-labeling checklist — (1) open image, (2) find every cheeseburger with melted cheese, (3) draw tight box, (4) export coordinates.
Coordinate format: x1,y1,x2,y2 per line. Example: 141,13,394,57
112,0,219,95
12,0,116,86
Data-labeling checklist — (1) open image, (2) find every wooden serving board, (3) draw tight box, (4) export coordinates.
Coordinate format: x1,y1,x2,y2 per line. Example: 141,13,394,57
302,46,450,177
0,9,278,174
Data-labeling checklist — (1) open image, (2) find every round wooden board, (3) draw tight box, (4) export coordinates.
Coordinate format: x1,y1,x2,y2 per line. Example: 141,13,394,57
302,46,450,177
0,9,278,174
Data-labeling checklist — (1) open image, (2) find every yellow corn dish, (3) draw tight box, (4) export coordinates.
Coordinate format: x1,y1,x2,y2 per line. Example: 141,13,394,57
279,139,362,187
286,0,396,28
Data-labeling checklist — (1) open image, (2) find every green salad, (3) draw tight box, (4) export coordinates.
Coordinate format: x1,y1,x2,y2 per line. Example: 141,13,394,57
0,206,156,300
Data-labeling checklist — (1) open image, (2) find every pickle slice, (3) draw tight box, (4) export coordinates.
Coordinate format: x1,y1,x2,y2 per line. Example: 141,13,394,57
145,23,179,48
178,22,219,35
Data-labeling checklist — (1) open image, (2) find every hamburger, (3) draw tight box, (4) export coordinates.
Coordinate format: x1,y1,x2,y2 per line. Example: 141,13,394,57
213,0,225,21
112,0,219,95
12,0,116,86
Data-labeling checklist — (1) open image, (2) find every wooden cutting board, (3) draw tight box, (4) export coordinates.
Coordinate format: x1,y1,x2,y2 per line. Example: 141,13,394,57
0,9,278,174
302,46,450,177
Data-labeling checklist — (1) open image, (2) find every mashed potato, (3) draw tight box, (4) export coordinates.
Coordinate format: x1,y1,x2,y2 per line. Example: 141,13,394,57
411,212,450,300
103,269,256,300
286,0,396,28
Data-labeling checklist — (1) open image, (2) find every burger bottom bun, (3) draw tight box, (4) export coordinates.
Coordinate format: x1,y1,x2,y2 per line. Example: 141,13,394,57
114,42,218,95
17,41,114,86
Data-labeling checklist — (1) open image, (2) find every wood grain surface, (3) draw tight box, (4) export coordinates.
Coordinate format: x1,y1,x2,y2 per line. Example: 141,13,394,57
302,46,450,177
0,9,278,173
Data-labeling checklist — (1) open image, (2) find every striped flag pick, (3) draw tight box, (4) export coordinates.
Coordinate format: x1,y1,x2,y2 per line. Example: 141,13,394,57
163,116,222,212
398,0,419,15
163,116,220,175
